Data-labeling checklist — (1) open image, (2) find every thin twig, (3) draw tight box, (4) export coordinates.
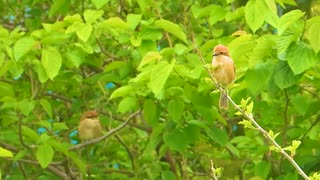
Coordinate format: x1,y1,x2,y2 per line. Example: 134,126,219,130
191,33,309,180
69,110,141,150
114,134,135,170
100,111,152,132
43,92,73,103
17,113,29,149
283,90,289,146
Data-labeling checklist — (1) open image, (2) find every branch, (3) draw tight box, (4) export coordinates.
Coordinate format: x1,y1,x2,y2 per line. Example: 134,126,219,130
114,134,135,170
191,34,310,180
43,92,73,103
101,111,152,132
69,110,141,150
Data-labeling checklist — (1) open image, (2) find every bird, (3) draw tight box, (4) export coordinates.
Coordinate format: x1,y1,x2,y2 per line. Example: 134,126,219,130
211,45,235,109
78,110,103,141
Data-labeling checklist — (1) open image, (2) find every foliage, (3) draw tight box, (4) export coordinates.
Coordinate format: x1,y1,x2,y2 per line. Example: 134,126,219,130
0,0,320,179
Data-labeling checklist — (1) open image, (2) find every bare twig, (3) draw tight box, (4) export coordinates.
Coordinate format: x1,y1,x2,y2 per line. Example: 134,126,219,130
100,111,152,132
17,113,29,149
69,110,141,150
43,92,73,103
114,134,135,170
191,34,310,180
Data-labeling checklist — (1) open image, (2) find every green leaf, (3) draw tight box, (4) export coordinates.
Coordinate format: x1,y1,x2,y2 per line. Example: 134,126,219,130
40,99,52,118
13,37,37,61
84,9,103,24
109,85,134,99
36,144,54,168
104,61,126,72
49,0,70,17
191,4,227,24
17,99,35,116
273,61,301,89
161,170,176,180
245,62,274,95
163,128,189,152
174,44,188,55
254,161,271,179
0,81,14,97
76,23,93,42
276,20,303,56
138,51,162,70
238,120,255,129
149,60,175,96
208,5,227,25
245,0,267,33
22,126,40,142
127,14,142,30
0,147,13,157
306,22,320,53
154,19,187,43
140,28,163,40
34,61,49,83
130,35,142,47
52,122,69,131
249,35,276,67
91,0,109,9
167,99,184,122
205,127,229,146
278,10,305,35
143,124,163,156
41,47,62,80
65,49,85,68
101,17,129,29
187,120,208,129
286,42,318,75
117,97,137,113
291,94,310,116
143,99,159,126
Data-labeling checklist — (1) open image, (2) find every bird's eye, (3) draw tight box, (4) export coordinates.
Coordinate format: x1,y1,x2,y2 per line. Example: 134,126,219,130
220,52,224,55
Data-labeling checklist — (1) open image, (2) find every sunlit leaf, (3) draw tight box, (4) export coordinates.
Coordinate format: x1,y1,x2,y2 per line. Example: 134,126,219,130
13,37,37,61
92,0,110,9
154,19,187,43
76,23,93,42
84,9,103,24
36,144,54,168
41,47,62,80
245,0,267,33
40,99,52,118
109,85,134,99
127,14,142,30
138,51,162,70
148,59,175,96
278,10,305,35
0,147,13,157
286,42,318,75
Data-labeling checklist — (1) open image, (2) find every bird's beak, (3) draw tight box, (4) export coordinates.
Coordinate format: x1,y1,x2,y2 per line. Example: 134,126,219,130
213,53,218,56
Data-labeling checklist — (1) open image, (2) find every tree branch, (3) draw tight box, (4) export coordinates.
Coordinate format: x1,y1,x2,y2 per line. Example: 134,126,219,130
191,33,310,180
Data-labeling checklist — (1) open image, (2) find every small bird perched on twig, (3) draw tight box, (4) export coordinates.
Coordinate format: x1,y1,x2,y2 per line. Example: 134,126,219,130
211,45,235,109
78,110,103,141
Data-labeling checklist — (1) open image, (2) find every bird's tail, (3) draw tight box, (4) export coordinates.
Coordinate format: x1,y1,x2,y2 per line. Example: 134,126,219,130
219,89,228,109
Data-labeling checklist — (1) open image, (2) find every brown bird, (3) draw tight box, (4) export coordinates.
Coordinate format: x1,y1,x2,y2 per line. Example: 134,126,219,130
78,110,103,141
211,45,235,109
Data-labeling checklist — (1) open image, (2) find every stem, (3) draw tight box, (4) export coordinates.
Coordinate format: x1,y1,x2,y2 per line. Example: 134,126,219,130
191,33,309,180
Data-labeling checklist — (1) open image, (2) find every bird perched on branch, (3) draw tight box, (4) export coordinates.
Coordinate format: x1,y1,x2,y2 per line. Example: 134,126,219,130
211,45,235,109
78,110,103,141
